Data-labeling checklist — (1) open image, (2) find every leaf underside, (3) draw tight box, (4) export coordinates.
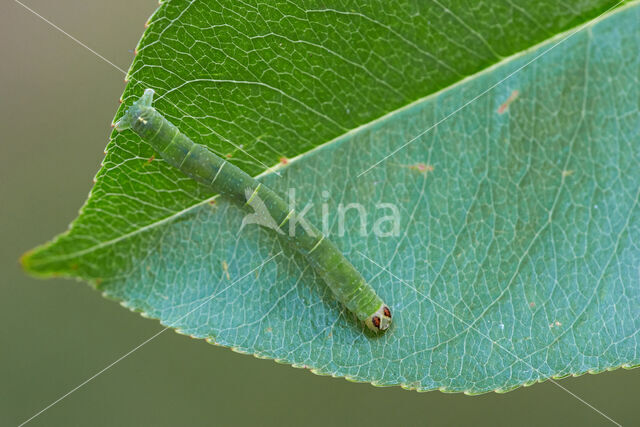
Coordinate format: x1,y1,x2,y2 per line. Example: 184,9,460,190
23,1,639,393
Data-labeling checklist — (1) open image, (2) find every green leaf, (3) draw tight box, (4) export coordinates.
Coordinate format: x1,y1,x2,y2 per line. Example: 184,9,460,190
23,1,639,393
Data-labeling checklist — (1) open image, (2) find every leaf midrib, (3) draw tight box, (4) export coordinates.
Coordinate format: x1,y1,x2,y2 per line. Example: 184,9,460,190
32,1,633,267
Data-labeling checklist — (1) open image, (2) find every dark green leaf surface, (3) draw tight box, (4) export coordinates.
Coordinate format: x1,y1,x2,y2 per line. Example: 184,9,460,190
23,1,639,392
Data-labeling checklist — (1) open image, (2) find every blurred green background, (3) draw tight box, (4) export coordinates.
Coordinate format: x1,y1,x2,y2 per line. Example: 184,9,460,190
1,1,637,426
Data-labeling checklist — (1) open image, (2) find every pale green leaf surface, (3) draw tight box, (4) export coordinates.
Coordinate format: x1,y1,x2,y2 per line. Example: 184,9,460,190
24,1,639,393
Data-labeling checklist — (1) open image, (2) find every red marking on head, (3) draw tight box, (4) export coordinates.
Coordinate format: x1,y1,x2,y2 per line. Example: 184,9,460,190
147,155,155,164
383,306,391,318
226,153,233,158
279,157,289,165
372,316,381,329
208,199,216,205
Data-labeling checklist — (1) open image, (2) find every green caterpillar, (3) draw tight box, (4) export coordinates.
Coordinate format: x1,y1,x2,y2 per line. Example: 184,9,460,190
114,89,391,332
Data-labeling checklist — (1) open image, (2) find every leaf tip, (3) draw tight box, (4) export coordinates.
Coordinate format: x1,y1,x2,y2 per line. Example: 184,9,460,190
18,246,57,279
19,248,34,272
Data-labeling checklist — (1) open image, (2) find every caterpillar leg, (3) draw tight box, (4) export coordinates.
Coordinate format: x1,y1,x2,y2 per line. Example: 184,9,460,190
365,304,392,332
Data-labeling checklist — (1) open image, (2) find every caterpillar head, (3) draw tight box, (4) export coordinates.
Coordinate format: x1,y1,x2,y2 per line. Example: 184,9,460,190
365,304,392,333
114,88,156,132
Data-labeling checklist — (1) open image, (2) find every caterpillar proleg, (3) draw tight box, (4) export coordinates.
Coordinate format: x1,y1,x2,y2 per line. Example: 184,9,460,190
114,89,392,332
